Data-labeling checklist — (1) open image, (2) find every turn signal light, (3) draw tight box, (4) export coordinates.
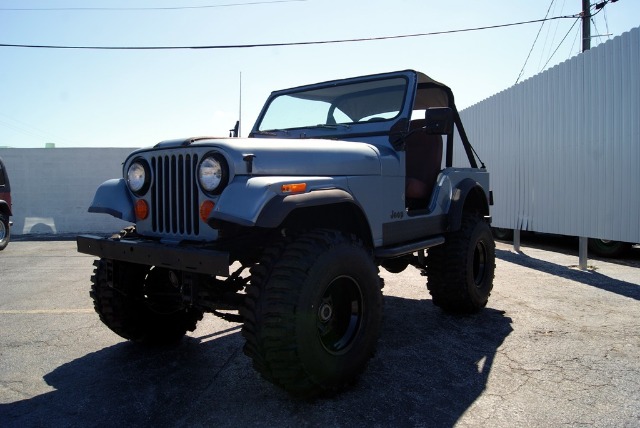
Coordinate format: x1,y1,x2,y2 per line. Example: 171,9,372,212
281,183,307,194
200,200,215,222
134,199,149,220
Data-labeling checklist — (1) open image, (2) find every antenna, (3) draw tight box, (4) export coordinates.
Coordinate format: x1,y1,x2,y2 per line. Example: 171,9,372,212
238,71,242,137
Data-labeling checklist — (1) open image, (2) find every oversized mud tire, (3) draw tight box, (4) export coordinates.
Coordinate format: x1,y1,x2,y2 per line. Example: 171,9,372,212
0,214,9,251
90,258,203,345
426,213,495,313
241,230,383,397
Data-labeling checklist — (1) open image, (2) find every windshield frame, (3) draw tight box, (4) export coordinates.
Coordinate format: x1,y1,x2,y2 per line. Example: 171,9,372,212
251,71,418,138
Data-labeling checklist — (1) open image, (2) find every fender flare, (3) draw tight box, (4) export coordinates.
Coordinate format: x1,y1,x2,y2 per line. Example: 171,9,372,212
0,200,12,217
447,178,491,232
255,188,357,228
88,179,134,222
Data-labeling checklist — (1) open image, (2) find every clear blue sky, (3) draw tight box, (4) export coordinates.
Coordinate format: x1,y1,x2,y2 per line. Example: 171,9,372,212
1,0,638,148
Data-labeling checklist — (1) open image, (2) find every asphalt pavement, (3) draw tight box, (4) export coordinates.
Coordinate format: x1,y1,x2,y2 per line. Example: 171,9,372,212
0,237,638,427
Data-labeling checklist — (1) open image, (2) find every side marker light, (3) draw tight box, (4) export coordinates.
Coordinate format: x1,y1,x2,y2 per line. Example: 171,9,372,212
281,183,307,194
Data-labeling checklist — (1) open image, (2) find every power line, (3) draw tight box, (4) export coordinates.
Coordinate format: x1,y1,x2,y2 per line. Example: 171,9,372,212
0,0,306,11
602,5,611,41
569,18,582,55
532,0,618,75
591,17,603,44
0,14,579,51
591,0,617,46
540,17,581,71
515,0,556,85
538,0,566,71
0,114,78,145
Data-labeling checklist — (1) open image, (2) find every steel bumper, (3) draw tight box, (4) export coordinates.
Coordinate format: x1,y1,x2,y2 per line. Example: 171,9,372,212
77,235,230,277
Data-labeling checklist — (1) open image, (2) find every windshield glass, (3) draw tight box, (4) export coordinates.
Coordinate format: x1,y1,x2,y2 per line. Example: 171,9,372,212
258,77,408,132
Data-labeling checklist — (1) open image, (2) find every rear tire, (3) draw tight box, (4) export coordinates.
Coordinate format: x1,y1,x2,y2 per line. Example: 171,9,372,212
241,230,383,397
90,259,203,345
0,214,10,251
427,213,495,313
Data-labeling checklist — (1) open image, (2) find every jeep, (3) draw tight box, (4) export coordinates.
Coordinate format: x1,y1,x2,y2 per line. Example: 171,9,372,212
0,156,12,251
77,70,495,397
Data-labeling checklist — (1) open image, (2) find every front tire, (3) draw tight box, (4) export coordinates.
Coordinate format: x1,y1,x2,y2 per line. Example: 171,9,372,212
427,213,495,313
0,214,10,251
241,230,383,397
90,259,203,345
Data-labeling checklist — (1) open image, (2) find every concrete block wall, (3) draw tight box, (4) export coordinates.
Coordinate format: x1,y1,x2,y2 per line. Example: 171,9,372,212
0,148,136,236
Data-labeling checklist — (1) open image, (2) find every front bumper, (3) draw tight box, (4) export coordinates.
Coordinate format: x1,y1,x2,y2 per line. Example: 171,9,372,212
77,235,230,277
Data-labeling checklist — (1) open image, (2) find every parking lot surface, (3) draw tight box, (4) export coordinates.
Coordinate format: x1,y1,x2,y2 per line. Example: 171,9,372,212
0,238,639,427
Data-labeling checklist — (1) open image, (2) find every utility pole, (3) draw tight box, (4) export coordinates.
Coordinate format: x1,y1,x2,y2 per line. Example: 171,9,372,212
582,0,591,52
579,0,591,269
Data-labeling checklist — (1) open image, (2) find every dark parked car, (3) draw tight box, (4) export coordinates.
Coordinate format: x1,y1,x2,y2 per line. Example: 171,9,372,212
0,157,12,250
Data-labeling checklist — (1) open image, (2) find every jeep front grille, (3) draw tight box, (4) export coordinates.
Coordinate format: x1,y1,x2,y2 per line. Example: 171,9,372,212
150,154,200,236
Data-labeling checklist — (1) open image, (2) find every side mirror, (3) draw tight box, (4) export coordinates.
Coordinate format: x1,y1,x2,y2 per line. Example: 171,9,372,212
424,107,453,135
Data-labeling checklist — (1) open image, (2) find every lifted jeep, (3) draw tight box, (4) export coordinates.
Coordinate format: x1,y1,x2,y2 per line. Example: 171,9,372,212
77,70,495,397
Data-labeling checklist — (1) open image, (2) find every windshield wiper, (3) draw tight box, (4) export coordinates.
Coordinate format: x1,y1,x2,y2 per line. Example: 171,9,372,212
253,129,289,136
313,123,351,130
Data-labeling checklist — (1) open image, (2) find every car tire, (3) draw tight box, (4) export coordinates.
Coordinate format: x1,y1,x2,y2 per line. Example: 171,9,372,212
427,212,496,313
0,214,10,251
492,227,514,241
241,229,383,397
588,239,632,258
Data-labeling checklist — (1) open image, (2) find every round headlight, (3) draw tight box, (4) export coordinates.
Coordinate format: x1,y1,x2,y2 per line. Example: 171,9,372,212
127,160,149,194
198,154,227,194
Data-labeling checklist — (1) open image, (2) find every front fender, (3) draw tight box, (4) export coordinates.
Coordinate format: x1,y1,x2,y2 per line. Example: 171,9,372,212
256,188,355,228
208,176,279,227
208,176,349,227
88,179,134,222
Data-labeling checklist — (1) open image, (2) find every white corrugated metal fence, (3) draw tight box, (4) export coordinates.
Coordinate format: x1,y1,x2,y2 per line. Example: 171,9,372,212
459,26,640,243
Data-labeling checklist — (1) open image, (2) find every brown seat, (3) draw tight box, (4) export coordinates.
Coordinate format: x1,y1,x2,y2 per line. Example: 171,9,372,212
405,119,443,207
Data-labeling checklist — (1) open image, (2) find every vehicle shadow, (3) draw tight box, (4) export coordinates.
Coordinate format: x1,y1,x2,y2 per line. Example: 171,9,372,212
0,296,512,427
496,248,640,301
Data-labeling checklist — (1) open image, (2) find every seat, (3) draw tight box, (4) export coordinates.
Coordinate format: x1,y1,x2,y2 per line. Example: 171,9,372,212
405,119,443,208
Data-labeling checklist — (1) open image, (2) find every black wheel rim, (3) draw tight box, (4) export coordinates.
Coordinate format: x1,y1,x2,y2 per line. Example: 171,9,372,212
316,275,363,355
473,240,488,287
0,221,6,241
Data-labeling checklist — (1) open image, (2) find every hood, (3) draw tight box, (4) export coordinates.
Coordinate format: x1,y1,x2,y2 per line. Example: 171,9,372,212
152,137,382,176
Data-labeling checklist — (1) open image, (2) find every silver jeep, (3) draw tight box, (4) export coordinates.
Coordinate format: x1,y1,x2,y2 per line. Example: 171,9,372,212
78,69,495,397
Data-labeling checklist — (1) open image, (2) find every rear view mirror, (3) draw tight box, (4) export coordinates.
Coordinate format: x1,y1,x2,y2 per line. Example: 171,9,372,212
424,107,453,135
